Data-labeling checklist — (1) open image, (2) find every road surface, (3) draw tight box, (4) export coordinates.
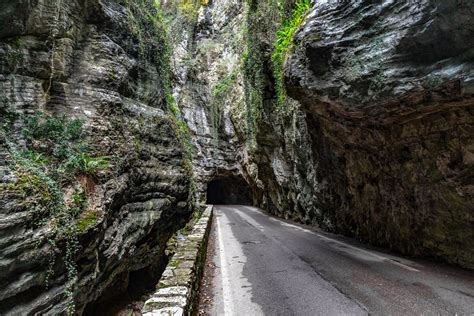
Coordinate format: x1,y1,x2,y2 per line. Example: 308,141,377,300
205,205,474,315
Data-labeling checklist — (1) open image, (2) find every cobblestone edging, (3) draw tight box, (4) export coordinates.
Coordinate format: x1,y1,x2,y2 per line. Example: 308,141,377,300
142,206,213,316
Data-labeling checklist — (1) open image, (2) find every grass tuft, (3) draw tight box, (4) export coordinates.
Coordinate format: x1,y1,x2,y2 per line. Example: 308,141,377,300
272,0,311,109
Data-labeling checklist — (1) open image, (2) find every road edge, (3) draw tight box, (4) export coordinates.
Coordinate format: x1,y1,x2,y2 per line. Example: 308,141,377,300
142,205,214,316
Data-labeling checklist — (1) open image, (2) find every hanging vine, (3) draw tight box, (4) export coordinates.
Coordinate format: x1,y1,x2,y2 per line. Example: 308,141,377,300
45,0,63,101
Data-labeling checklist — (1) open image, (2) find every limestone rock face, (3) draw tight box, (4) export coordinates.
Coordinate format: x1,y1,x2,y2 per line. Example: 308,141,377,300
284,0,474,267
0,0,191,314
172,0,246,201
231,0,323,230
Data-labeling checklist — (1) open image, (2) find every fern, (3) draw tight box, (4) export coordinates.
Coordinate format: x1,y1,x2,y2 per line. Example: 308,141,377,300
72,153,110,175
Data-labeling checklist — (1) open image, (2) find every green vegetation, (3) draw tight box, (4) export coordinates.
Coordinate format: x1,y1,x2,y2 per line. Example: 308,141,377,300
241,0,310,148
73,153,110,175
123,0,171,107
76,210,99,233
3,112,110,314
124,0,166,57
242,0,279,147
168,259,180,268
242,45,263,147
213,71,238,103
122,0,195,193
24,113,83,142
163,0,205,43
211,70,238,137
176,0,203,24
272,0,311,109
21,113,110,179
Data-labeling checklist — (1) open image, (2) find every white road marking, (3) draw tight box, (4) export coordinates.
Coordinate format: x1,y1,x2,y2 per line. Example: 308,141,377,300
216,206,368,315
313,231,421,272
216,214,235,316
244,207,420,273
215,209,265,316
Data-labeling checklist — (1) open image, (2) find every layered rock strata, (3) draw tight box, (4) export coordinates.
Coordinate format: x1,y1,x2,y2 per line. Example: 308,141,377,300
284,0,474,267
0,0,191,313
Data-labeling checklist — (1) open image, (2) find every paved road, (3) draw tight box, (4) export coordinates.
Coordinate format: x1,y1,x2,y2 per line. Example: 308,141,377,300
207,205,474,316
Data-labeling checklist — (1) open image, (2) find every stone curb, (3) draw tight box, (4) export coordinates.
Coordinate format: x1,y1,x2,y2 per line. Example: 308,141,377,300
142,205,213,316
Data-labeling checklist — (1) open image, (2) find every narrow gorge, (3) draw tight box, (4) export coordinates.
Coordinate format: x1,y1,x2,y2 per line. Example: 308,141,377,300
0,0,473,314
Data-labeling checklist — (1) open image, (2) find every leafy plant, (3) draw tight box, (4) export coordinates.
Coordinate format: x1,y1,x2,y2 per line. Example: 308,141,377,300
23,113,83,143
21,150,50,165
272,0,311,109
75,153,110,175
5,110,110,314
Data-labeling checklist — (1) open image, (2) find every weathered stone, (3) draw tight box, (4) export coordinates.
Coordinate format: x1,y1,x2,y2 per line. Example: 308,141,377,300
143,306,184,316
143,296,187,311
154,286,189,297
172,0,247,201
283,0,474,268
177,260,196,270
0,0,192,314
158,276,178,289
143,207,212,315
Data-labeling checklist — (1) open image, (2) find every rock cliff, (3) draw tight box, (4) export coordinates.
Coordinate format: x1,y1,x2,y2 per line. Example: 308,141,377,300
195,0,474,269
236,0,474,268
171,0,247,201
0,0,191,314
284,0,474,268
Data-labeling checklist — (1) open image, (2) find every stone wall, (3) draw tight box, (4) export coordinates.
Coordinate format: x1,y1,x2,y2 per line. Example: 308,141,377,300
142,206,213,316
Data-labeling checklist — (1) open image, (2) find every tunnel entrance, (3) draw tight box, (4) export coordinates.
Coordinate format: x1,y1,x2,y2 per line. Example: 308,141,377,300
206,176,252,205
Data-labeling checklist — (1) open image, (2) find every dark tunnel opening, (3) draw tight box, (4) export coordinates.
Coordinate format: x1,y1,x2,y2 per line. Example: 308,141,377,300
206,176,252,205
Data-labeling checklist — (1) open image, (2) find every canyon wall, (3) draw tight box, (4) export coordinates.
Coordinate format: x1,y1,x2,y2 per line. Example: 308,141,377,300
171,0,248,202
239,0,474,268
179,0,474,268
0,0,192,313
285,0,474,267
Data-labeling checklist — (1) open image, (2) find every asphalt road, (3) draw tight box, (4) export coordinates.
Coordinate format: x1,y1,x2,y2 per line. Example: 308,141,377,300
207,205,474,316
